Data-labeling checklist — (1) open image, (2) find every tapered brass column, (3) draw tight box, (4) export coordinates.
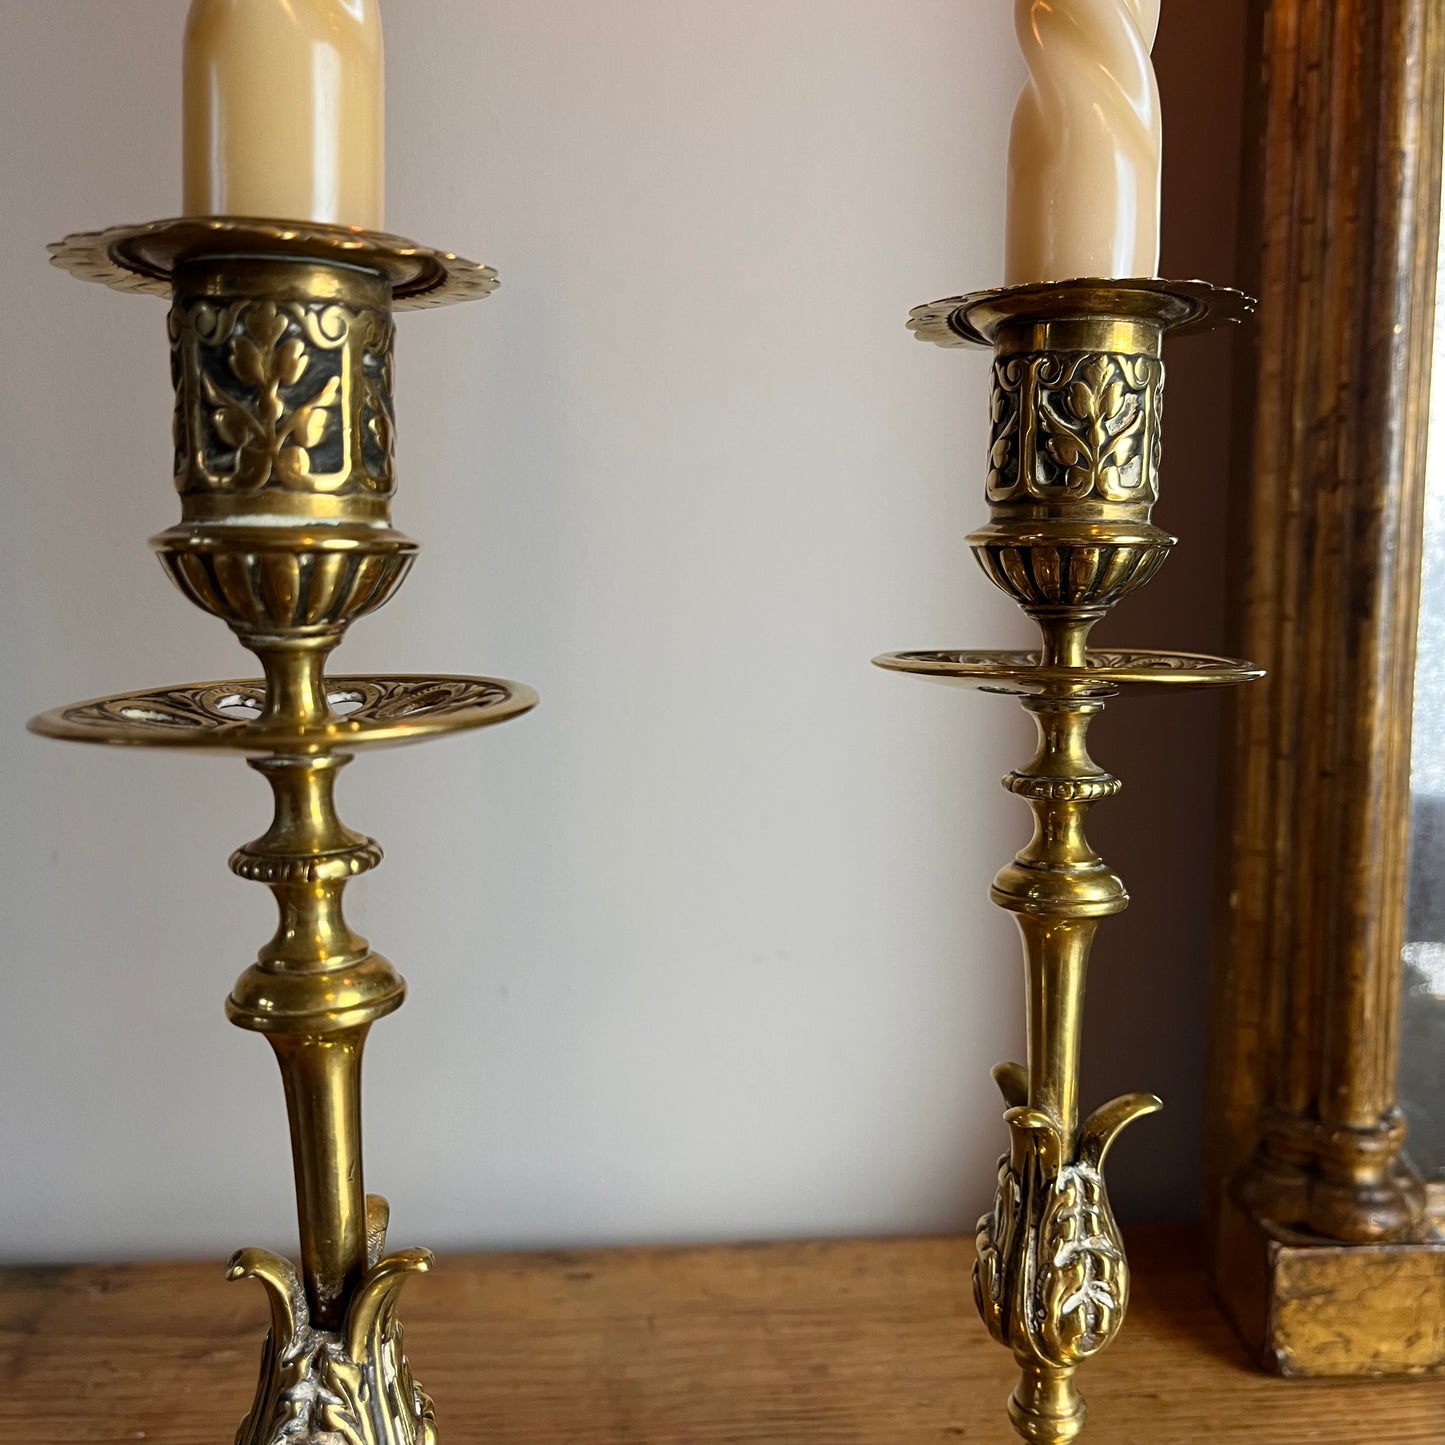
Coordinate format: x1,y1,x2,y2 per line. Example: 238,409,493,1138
877,278,1260,1443
34,217,538,1444
232,750,391,1331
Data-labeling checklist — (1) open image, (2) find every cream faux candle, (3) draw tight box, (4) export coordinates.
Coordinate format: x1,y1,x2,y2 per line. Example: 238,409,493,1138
183,0,385,229
1005,0,1162,285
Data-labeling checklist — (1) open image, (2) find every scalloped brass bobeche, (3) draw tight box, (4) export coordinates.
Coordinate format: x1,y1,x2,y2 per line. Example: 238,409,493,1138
878,278,1259,1444
47,216,498,308
32,220,528,1445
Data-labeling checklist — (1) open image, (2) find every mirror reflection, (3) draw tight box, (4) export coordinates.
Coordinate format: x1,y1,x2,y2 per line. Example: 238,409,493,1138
1401,201,1445,1181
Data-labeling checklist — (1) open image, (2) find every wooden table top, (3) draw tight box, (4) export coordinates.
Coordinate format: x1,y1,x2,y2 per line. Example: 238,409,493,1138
3,1226,1442,1442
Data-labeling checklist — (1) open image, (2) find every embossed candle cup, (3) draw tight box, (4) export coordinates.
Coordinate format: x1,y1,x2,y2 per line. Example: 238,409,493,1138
1006,0,1163,285
183,0,385,228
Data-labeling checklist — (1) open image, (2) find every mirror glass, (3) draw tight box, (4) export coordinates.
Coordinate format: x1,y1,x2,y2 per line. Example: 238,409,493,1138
1401,193,1445,1182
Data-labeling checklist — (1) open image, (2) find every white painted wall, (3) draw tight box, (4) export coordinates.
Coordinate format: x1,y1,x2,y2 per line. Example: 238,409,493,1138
0,0,1228,1265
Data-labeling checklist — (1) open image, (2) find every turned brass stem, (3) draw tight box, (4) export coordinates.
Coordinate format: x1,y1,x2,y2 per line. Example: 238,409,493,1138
1010,1362,1087,1444
271,1028,370,1329
1001,699,1126,1142
1033,613,1102,670
252,640,343,732
233,754,383,1328
1019,917,1092,1138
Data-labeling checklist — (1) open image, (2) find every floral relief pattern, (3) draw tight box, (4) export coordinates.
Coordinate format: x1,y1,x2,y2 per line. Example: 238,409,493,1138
171,296,396,498
203,301,342,491
359,311,396,484
987,351,1164,506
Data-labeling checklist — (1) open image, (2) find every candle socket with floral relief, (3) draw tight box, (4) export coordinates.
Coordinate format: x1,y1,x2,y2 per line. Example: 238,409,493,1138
877,278,1260,1444
33,217,533,1445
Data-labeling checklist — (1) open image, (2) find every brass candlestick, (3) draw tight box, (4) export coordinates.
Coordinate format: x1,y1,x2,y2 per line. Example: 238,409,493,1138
877,278,1260,1444
32,217,536,1444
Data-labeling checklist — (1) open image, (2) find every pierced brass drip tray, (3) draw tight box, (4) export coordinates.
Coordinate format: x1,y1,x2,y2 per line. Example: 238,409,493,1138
872,649,1263,697
29,673,539,753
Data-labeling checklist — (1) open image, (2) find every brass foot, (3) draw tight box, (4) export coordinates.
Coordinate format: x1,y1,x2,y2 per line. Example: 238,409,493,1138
231,1197,437,1445
974,1064,1161,1440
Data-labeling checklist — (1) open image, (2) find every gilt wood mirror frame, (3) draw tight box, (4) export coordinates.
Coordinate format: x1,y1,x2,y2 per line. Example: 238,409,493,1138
1206,0,1445,1376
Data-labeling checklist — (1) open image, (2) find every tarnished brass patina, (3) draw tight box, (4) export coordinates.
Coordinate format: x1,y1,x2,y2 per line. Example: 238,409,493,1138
31,221,531,1443
879,278,1258,1442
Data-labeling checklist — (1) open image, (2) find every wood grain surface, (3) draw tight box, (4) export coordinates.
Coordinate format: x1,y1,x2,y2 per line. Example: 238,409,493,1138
3,1227,1442,1442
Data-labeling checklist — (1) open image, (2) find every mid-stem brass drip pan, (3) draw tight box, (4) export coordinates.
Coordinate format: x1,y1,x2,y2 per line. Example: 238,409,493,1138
872,648,1264,697
29,674,538,753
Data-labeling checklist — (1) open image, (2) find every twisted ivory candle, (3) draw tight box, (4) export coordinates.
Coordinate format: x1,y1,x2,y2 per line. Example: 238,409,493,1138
1006,0,1162,285
183,0,385,229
